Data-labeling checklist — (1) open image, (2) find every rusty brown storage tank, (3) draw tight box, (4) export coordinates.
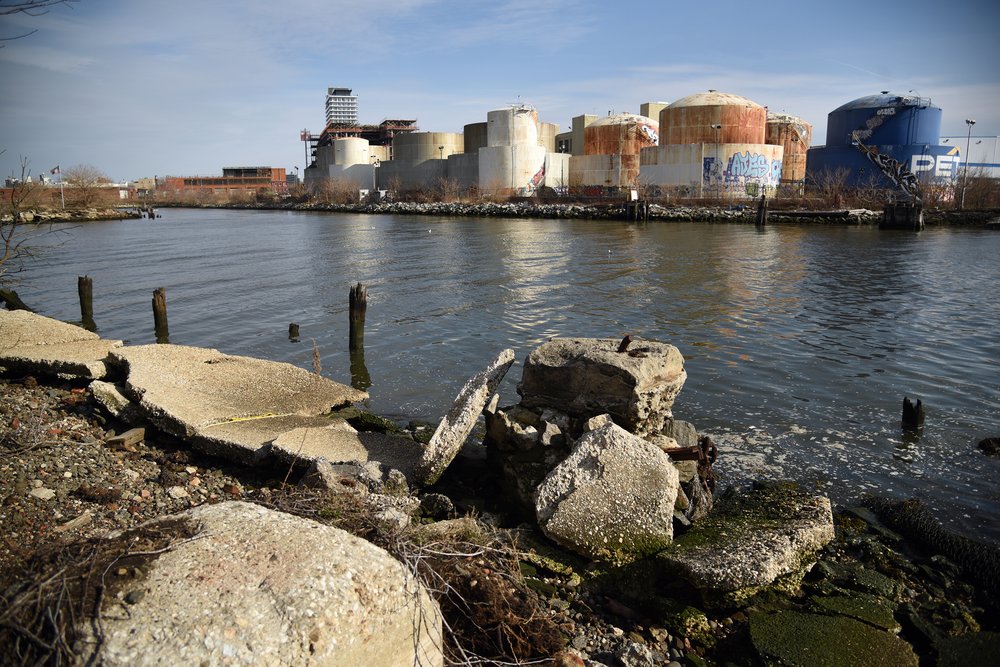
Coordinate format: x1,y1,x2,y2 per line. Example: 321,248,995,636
584,113,660,156
660,90,766,145
766,112,812,182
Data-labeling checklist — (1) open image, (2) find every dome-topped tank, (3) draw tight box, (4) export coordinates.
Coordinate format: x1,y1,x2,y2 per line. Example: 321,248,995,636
824,92,942,147
584,113,659,156
660,90,767,145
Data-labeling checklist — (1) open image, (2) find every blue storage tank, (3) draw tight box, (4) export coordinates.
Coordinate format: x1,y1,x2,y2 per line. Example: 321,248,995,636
807,92,961,192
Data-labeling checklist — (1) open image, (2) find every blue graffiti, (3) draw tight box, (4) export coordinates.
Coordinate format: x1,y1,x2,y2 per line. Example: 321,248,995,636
727,151,769,179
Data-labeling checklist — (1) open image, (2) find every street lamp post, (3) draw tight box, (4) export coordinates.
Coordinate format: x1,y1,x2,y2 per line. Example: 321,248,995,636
961,119,976,210
438,145,444,160
710,124,722,197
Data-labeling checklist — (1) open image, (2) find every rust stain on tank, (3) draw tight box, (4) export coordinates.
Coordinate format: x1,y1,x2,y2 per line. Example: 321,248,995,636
766,113,812,182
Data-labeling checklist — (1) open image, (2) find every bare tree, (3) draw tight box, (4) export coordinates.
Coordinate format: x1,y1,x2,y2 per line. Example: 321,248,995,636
62,163,110,207
0,0,78,46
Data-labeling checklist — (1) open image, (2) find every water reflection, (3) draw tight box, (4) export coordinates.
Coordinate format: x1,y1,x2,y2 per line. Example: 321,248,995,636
15,210,1000,545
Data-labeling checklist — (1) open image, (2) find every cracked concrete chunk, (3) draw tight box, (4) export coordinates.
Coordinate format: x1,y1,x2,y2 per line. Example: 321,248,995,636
111,345,367,463
76,501,442,666
415,348,515,486
535,423,679,563
0,310,122,379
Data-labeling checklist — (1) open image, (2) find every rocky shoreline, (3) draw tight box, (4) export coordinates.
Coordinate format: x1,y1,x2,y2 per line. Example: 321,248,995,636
160,199,1000,226
2,311,999,665
4,207,143,224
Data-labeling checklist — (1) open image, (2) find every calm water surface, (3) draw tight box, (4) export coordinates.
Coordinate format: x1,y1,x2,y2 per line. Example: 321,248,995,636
16,209,1000,543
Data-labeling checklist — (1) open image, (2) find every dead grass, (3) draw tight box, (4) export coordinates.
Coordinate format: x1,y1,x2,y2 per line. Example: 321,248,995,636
0,518,201,667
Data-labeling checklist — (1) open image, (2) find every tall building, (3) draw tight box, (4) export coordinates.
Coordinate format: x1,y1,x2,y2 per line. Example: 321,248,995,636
325,87,358,125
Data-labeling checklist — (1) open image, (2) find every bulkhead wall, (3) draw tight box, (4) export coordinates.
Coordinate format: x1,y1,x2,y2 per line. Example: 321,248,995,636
487,107,540,148
766,113,812,182
660,91,767,145
392,132,463,163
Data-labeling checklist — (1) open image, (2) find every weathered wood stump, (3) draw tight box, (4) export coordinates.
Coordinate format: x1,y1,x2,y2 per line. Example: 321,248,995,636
349,282,367,352
288,322,300,341
78,275,96,331
902,396,925,429
152,287,169,343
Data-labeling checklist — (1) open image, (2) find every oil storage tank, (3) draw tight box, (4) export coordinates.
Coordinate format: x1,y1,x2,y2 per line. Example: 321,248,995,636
766,112,812,184
479,106,548,194
569,113,659,189
806,92,959,191
640,90,783,198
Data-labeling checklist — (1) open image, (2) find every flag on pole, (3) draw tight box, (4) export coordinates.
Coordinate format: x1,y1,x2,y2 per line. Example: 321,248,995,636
50,166,60,175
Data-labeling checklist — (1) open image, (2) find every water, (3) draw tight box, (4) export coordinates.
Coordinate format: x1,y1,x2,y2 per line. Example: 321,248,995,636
13,209,1000,544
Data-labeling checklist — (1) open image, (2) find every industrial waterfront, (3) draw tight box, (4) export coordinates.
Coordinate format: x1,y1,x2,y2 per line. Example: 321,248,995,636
16,208,1000,547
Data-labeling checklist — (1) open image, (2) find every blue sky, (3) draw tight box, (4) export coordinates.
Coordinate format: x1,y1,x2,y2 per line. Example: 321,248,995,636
1,0,997,182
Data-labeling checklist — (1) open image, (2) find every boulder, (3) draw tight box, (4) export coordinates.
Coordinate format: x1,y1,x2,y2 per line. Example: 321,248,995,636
0,310,122,379
415,348,515,486
535,423,679,563
111,344,367,464
76,501,442,666
654,482,835,606
750,609,917,666
518,338,686,438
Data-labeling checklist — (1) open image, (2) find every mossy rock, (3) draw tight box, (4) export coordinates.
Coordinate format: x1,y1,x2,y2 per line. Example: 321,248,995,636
812,561,901,600
935,631,1000,667
809,592,900,632
750,609,917,666
329,407,402,434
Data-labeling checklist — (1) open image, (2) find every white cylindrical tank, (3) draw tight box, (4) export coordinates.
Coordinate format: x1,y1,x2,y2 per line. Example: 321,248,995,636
538,122,558,152
333,137,370,166
392,132,463,163
479,144,548,194
487,107,539,148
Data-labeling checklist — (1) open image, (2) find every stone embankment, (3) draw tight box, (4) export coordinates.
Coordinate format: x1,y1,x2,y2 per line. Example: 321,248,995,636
2,310,998,665
171,199,1000,226
3,207,142,223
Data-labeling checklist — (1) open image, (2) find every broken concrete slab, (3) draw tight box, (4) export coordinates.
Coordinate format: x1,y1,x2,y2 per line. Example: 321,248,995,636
654,482,835,606
75,501,443,666
518,337,687,438
414,348,515,486
0,310,122,379
110,344,368,463
90,380,145,425
535,423,679,563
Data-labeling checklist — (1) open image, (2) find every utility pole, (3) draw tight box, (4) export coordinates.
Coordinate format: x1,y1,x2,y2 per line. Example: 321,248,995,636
961,119,976,210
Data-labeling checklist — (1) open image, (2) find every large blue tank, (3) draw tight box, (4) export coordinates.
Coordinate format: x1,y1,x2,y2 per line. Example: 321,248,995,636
807,92,960,191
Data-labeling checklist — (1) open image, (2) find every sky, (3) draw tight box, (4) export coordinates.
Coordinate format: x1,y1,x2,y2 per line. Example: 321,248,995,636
1,0,998,182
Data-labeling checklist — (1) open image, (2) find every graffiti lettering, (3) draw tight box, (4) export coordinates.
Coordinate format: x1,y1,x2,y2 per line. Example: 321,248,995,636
910,154,960,179
855,139,921,201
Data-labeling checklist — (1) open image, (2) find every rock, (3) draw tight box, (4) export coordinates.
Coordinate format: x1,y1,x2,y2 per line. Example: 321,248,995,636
106,427,145,448
935,631,1000,667
0,310,123,379
654,483,835,606
76,501,442,666
977,437,1000,456
111,344,368,464
90,380,144,424
812,560,902,600
583,414,614,431
411,517,485,543
650,435,697,483
809,592,900,632
298,459,368,494
662,419,699,447
535,423,679,563
617,641,657,667
269,421,365,464
749,609,917,666
518,338,686,438
419,493,455,520
28,487,56,500
415,348,515,486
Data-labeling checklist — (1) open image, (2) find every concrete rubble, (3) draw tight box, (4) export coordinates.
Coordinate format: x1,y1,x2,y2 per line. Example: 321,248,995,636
75,501,443,666
0,309,123,379
535,423,679,563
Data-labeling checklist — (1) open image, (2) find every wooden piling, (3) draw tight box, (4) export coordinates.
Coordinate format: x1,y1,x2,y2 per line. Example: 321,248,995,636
902,396,925,429
152,287,169,343
349,282,367,351
78,275,96,331
755,195,769,227
288,322,300,341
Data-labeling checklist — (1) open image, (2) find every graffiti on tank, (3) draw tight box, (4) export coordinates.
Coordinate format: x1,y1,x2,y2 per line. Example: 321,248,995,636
850,109,893,143
637,122,659,145
770,160,783,183
528,162,545,190
854,137,922,201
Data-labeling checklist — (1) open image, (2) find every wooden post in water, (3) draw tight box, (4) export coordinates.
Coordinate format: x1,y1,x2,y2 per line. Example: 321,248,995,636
902,396,925,429
288,322,300,341
349,282,367,352
755,194,769,227
152,287,169,343
78,275,96,331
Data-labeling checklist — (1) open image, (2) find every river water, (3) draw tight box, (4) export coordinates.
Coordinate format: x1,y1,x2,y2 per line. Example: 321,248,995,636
14,208,1000,544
